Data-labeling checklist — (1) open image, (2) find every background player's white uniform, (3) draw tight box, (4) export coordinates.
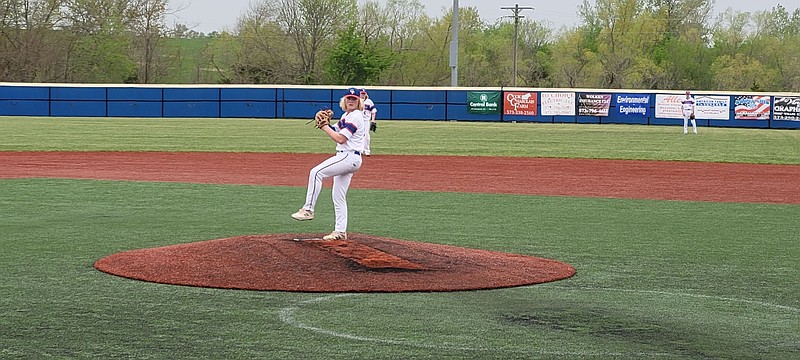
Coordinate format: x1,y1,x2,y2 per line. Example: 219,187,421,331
682,94,697,134
299,109,366,233
362,98,376,155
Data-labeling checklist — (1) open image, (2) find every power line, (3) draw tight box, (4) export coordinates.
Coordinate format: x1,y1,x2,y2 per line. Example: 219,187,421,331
501,4,534,87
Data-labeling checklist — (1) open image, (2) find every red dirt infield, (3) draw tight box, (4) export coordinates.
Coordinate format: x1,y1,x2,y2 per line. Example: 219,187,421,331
2,151,798,204
4,151,798,292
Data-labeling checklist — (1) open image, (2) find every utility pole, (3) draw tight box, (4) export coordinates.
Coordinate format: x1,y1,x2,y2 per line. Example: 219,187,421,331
501,4,534,87
450,0,459,87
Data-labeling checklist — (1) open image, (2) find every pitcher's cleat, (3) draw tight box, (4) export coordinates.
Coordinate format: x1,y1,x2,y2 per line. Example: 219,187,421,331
322,231,347,240
291,209,314,221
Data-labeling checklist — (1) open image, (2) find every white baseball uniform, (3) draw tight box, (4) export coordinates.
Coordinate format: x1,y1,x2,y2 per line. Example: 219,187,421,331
300,109,366,233
362,98,376,155
682,95,697,134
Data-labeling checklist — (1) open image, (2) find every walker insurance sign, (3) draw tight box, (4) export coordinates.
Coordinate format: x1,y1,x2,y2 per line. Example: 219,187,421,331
578,93,612,116
503,91,537,116
467,91,501,114
615,94,649,117
774,96,800,121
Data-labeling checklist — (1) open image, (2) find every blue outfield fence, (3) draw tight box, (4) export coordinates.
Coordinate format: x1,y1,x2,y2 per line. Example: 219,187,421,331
0,83,798,129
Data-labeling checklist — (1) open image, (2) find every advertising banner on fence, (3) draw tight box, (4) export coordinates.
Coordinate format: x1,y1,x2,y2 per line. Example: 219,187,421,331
504,91,537,116
541,92,575,116
773,96,800,121
578,93,611,116
615,94,649,117
695,95,730,120
655,94,684,119
734,95,771,120
467,91,501,114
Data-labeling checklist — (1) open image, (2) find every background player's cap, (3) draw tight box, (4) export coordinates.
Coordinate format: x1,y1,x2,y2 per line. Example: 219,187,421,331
359,88,368,95
343,87,359,99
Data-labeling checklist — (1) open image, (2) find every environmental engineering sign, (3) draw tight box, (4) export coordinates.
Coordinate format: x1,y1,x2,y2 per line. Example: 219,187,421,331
468,91,500,114
615,94,649,117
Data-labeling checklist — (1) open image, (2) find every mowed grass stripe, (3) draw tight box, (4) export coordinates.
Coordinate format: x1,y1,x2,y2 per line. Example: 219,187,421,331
1,116,798,164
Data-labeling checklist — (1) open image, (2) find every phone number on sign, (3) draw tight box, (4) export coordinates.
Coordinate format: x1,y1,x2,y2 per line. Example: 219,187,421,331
505,110,536,116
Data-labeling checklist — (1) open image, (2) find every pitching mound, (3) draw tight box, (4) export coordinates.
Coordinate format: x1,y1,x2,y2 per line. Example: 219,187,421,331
94,234,575,292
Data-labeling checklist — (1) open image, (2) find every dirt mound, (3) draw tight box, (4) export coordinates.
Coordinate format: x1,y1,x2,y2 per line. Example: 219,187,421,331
94,234,576,292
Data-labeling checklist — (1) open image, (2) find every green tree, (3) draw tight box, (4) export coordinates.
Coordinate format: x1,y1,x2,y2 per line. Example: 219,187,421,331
323,23,392,84
710,6,799,91
711,53,775,91
369,0,429,85
755,5,800,91
68,23,137,82
549,27,604,87
387,12,450,85
199,31,239,84
517,19,554,87
456,7,509,86
60,0,170,83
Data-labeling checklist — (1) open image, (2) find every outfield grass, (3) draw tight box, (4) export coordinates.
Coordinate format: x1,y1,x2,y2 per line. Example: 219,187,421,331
1,117,798,358
1,116,798,164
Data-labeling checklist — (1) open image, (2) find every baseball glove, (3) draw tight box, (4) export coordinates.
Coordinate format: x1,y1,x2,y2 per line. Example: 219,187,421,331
369,122,377,133
314,109,334,129
689,113,695,120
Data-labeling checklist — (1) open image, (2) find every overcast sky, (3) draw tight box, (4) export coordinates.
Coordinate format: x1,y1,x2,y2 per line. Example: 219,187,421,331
166,0,795,34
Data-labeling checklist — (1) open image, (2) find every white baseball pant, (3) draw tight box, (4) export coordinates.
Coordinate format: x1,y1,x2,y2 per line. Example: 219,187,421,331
683,109,697,133
300,151,362,232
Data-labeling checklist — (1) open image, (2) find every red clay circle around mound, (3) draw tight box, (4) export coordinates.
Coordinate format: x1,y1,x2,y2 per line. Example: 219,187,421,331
94,233,576,292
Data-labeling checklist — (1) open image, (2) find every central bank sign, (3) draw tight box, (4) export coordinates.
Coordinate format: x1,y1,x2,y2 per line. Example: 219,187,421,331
467,91,500,114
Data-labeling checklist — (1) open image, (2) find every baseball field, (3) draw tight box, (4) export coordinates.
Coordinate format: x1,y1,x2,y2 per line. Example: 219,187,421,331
1,117,799,359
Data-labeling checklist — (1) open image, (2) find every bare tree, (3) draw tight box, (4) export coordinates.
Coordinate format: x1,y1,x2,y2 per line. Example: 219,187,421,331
0,0,67,81
233,3,297,83
251,0,356,84
127,0,168,83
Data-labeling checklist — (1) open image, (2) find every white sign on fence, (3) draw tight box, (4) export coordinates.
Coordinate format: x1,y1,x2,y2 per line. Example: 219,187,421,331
541,92,576,116
695,95,730,120
655,94,684,119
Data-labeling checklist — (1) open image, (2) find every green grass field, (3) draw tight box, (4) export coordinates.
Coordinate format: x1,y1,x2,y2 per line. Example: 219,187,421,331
1,117,799,359
2,117,799,163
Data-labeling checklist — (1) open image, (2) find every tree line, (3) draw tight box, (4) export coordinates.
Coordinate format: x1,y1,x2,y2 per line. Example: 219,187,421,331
2,0,798,92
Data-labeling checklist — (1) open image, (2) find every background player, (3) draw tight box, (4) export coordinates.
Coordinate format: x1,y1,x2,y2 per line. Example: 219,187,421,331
360,88,377,155
682,90,697,134
291,87,367,240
